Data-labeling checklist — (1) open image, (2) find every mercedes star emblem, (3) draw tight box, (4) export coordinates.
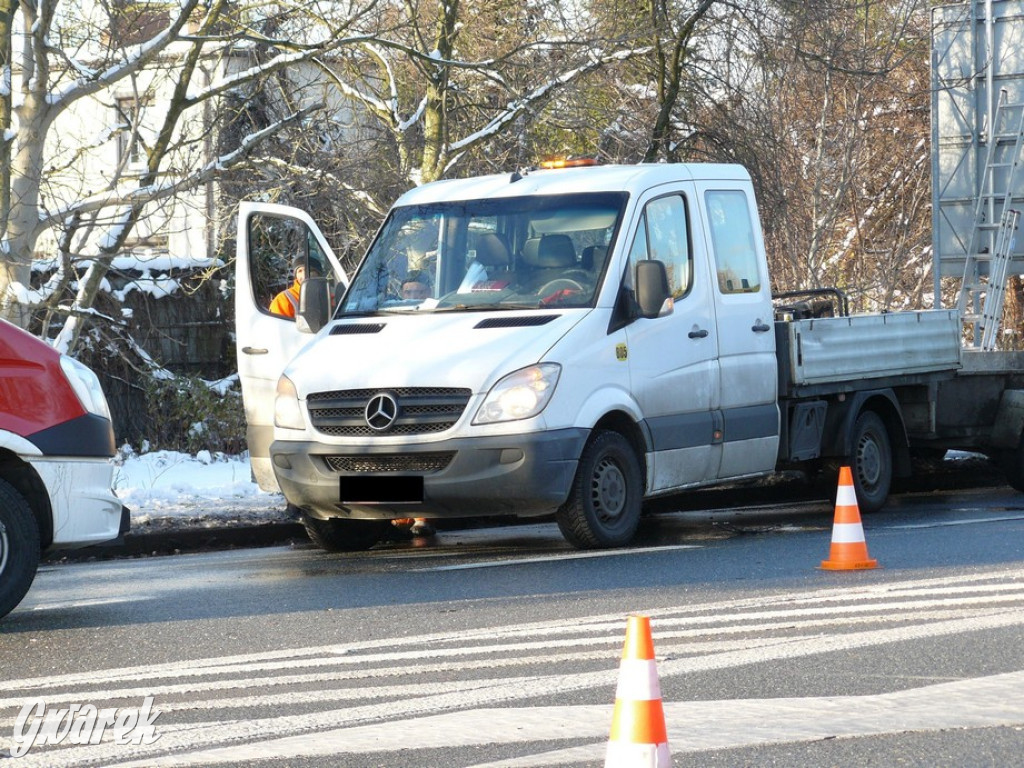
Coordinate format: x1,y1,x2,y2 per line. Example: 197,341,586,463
365,393,399,431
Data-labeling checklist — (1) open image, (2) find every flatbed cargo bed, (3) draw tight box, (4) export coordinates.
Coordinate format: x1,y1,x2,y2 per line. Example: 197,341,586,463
776,309,963,394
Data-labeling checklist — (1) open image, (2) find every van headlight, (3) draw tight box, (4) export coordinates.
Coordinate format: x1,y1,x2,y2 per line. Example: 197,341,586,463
274,375,306,430
473,364,560,425
60,356,112,421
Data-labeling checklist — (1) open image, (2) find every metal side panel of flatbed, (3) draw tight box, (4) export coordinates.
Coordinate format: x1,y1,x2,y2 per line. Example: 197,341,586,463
778,309,963,388
959,348,1024,375
931,349,1024,449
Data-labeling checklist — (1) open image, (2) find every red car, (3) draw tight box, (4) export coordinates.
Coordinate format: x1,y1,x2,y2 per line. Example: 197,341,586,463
0,319,126,619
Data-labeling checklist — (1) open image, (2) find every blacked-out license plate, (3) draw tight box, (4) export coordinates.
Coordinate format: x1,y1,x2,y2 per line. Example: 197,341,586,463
339,476,424,503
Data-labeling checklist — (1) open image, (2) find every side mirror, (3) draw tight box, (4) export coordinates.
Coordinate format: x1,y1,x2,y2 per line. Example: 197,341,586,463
635,260,673,319
297,276,331,333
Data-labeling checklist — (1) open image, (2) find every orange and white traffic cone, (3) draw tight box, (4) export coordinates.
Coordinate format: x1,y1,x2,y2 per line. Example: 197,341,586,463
820,465,879,570
604,614,670,767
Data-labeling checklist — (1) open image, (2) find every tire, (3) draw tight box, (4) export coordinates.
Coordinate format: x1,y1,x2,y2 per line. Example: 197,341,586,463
0,479,41,620
849,411,892,514
999,432,1024,492
301,514,388,552
556,430,642,549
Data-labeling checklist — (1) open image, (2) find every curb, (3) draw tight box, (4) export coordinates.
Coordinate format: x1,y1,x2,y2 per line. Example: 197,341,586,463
46,522,307,563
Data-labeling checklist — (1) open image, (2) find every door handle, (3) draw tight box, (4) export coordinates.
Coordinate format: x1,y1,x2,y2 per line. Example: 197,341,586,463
688,328,709,339
752,323,771,333
242,346,269,355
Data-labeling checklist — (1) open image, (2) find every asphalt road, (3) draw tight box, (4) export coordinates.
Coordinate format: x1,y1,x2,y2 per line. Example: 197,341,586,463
2,482,1024,766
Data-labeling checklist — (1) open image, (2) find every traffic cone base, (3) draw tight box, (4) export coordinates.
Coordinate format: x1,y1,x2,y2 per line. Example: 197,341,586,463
820,466,878,570
821,554,878,570
605,741,671,766
605,615,670,768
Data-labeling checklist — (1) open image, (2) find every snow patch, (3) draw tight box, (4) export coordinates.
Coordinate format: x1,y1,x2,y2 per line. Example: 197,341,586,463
113,448,288,529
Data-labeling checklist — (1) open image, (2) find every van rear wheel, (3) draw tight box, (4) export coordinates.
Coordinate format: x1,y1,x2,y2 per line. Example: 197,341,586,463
850,411,892,514
999,431,1024,492
557,430,642,549
0,479,40,619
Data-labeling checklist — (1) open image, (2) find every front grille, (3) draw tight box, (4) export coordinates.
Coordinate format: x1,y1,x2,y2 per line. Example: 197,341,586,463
323,452,455,473
308,387,472,436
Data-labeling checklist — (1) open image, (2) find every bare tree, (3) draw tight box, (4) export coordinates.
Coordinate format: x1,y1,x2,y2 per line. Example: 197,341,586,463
0,0,381,347
690,0,933,309
640,0,718,163
312,0,647,187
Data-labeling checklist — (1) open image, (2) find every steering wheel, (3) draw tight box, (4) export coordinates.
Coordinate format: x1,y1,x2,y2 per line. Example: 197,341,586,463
536,280,585,296
537,278,587,307
538,278,585,296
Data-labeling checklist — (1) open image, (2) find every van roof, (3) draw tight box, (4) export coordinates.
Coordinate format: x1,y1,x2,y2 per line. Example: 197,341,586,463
394,163,751,207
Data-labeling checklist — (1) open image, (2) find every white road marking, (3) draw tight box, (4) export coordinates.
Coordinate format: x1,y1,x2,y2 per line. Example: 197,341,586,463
101,665,1024,767
3,567,1023,767
27,596,147,611
466,671,1024,767
886,514,1024,529
0,607,1006,714
4,569,1020,692
419,544,701,571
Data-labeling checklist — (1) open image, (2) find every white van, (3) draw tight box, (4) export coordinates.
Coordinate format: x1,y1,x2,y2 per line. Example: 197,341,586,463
236,163,780,550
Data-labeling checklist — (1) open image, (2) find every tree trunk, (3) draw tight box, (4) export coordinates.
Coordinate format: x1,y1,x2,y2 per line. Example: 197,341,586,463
419,0,459,184
1,91,53,327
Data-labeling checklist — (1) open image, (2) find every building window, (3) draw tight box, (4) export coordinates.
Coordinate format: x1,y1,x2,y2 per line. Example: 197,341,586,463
116,98,147,169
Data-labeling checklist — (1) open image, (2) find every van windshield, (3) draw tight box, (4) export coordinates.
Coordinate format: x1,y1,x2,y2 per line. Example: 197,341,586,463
338,192,627,315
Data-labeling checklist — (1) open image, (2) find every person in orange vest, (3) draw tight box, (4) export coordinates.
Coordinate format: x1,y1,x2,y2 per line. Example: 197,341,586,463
269,255,323,318
393,517,435,538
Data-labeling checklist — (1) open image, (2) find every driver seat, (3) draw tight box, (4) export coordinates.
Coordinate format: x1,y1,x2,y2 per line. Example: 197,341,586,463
524,234,575,268
521,234,576,290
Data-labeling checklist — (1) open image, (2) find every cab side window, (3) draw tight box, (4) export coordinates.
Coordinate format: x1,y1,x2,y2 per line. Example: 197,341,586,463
626,194,692,299
247,214,306,312
247,213,337,317
705,190,761,294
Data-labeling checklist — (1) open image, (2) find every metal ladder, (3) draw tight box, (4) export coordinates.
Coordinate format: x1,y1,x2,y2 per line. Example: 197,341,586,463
957,91,1024,349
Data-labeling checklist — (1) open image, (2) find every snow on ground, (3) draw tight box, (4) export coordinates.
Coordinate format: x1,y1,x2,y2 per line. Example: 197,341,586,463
112,449,289,532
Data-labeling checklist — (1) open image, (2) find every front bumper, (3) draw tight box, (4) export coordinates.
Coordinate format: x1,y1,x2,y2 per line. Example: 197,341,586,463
34,456,127,548
270,428,589,519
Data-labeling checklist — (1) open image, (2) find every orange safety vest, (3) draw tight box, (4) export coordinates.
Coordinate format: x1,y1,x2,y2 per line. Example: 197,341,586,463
269,281,301,318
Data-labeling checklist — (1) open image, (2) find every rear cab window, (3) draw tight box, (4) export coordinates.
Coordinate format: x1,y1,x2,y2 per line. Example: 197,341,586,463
705,190,761,294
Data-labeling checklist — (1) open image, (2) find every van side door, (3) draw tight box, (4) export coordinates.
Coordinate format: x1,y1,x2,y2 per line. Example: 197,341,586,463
698,186,780,477
235,203,347,492
622,185,722,490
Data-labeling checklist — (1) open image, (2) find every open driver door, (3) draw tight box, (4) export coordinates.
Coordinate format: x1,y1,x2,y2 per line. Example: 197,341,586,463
235,202,347,492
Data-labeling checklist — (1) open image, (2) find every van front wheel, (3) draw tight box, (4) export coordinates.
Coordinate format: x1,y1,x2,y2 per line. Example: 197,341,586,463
557,431,642,549
0,479,40,620
301,514,389,552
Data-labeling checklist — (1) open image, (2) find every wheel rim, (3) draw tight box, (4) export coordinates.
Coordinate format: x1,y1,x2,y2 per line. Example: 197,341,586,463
0,522,8,575
856,431,882,488
590,456,626,522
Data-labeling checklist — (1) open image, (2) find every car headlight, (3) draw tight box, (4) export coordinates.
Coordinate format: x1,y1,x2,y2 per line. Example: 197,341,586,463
274,375,306,430
473,363,561,425
60,356,112,421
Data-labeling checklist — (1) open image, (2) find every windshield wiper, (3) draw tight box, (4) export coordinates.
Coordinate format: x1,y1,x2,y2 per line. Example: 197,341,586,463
335,309,386,319
431,302,542,312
